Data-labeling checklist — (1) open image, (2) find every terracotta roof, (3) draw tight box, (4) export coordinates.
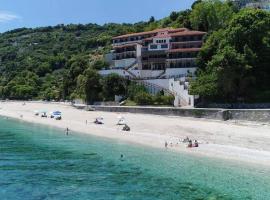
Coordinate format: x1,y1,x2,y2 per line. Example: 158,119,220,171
170,31,206,37
112,28,206,41
113,28,169,39
143,37,154,41
153,33,171,39
167,48,201,53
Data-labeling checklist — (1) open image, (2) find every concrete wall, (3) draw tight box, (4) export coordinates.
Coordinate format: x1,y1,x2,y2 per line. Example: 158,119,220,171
92,106,270,123
114,58,136,68
139,70,164,78
169,78,194,107
165,68,197,78
144,79,170,90
99,69,128,77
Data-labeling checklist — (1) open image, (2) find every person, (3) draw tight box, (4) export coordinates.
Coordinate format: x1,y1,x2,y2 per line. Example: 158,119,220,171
165,141,168,149
194,140,199,147
122,124,130,131
66,127,69,135
187,140,192,148
120,154,124,161
183,137,189,143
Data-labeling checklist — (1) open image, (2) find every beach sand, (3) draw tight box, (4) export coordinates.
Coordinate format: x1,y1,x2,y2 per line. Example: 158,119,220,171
0,101,270,167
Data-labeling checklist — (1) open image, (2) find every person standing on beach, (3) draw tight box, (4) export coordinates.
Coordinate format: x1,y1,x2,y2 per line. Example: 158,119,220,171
165,141,168,149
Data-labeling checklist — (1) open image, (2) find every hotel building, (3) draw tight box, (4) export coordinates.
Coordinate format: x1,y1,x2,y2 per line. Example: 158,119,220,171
101,28,206,107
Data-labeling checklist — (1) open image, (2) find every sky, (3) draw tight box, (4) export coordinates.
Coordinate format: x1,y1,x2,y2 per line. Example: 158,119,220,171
0,0,195,33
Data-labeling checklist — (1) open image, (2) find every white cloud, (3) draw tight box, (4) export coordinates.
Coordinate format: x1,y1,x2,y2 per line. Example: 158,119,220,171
0,11,20,23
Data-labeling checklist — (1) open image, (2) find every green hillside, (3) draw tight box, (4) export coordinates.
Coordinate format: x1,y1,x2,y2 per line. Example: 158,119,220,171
0,0,269,104
0,10,192,101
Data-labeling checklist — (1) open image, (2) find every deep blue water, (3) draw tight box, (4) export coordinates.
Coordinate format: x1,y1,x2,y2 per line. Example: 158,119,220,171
0,117,270,200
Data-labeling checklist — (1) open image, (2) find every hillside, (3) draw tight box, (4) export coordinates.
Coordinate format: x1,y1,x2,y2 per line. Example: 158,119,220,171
0,0,269,105
0,10,192,101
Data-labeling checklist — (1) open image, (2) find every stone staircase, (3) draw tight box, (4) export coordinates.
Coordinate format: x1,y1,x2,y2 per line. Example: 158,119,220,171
169,77,195,107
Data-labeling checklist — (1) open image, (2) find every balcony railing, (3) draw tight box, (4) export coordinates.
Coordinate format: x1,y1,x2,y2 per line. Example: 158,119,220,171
113,40,142,46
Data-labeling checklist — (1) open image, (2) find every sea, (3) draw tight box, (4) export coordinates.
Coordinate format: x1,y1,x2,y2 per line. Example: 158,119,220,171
0,117,270,200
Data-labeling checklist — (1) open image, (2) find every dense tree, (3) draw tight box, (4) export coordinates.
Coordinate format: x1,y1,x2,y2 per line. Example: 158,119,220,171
190,0,236,31
102,74,128,100
191,9,270,103
74,68,102,104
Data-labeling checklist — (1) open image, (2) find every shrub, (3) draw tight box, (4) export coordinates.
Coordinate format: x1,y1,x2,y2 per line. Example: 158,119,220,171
134,92,153,105
154,94,174,105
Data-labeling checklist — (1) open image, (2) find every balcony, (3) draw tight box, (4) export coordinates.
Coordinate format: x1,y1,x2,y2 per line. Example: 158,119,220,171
113,51,136,60
166,58,196,62
112,40,142,47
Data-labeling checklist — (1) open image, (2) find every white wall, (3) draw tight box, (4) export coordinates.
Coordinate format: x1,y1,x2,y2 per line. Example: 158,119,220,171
144,79,170,90
99,69,129,77
139,70,164,78
114,58,136,68
169,78,195,107
165,68,197,78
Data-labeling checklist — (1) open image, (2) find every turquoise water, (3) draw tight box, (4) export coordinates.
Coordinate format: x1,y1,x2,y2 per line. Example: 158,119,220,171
0,117,270,200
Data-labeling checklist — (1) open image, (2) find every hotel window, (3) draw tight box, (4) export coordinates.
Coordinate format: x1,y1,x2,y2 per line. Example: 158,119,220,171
150,44,158,49
161,44,168,49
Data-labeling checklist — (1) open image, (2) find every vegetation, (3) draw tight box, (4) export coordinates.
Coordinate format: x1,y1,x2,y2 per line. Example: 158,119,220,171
190,8,270,103
0,0,269,105
0,11,192,102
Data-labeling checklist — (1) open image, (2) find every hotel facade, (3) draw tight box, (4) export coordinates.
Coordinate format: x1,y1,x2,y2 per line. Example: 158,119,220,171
100,28,206,107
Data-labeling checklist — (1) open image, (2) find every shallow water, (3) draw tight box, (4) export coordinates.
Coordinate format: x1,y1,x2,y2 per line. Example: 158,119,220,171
0,117,270,200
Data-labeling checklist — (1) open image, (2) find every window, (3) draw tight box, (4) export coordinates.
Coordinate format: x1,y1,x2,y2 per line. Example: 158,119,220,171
150,44,157,49
161,44,168,49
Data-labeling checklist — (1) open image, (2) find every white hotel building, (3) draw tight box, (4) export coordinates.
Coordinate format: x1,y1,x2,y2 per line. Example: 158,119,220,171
100,28,206,107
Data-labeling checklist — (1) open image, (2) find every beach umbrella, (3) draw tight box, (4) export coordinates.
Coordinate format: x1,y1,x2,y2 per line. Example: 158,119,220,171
53,111,62,115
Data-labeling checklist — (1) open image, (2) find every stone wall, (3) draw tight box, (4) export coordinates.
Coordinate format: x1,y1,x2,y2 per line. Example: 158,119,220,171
92,106,270,123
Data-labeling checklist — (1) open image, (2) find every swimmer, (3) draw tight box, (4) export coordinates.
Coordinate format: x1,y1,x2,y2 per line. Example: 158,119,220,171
165,141,168,149
120,154,124,161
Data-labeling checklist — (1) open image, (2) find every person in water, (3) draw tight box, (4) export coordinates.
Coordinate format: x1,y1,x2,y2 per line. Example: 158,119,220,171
66,127,69,135
165,141,168,149
120,154,124,161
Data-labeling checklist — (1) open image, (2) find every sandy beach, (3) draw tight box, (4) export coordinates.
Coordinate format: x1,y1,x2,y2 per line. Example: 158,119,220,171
0,101,270,167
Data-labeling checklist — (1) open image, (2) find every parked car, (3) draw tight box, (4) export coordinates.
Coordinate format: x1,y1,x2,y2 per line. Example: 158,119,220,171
54,115,62,120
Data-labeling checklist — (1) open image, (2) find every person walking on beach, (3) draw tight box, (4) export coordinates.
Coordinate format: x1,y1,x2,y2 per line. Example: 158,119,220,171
66,127,69,135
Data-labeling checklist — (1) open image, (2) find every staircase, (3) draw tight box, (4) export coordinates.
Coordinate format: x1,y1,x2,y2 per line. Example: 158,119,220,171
123,60,138,79
135,80,174,96
170,77,194,107
156,69,166,79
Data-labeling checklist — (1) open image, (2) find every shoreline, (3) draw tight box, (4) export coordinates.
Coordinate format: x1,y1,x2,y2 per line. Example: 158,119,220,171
1,101,270,168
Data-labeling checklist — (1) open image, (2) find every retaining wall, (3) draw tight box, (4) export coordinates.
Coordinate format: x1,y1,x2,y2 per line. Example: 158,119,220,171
92,106,270,123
